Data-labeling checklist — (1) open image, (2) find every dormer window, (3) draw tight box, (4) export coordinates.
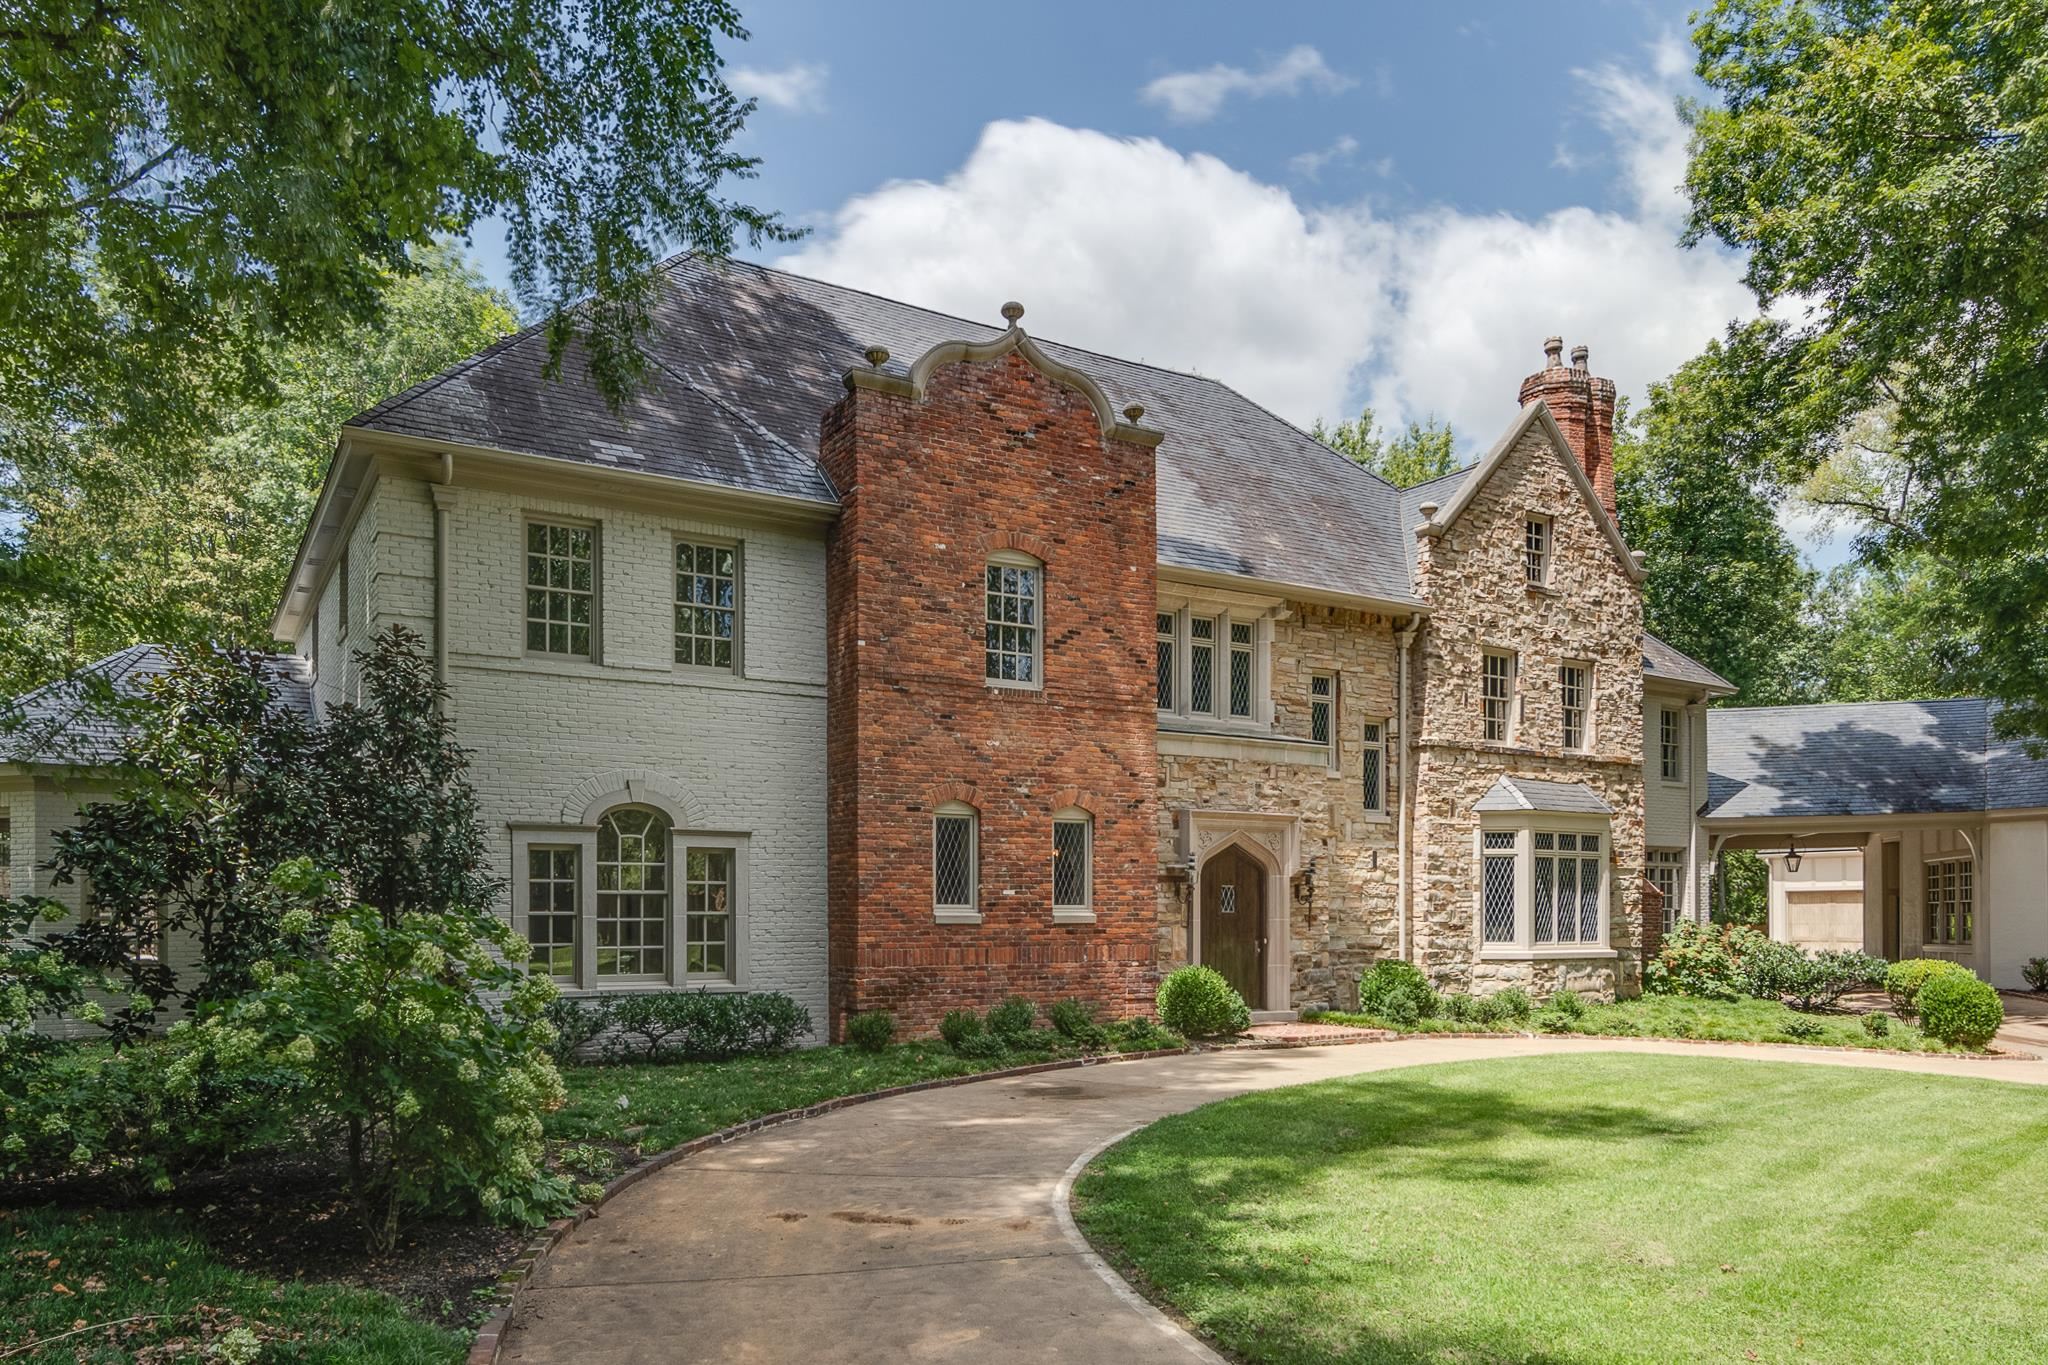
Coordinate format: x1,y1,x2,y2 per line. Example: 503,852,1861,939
984,552,1042,688
1524,517,1551,586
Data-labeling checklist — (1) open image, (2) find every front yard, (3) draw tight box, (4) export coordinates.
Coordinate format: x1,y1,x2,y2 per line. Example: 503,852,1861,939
1076,1054,2048,1364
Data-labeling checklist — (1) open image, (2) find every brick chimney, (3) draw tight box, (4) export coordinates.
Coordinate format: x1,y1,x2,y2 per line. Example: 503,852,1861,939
1518,336,1617,521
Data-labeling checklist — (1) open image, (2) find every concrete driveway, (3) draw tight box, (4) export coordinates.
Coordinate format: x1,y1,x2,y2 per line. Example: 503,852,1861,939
500,1036,2048,1364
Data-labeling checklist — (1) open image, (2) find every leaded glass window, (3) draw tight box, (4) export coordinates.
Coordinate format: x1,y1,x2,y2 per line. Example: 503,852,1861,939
1559,662,1588,751
934,804,977,913
1482,650,1514,741
1189,617,1216,714
683,847,734,976
985,558,1041,686
675,541,737,669
526,522,595,657
1155,612,1176,710
1228,622,1254,718
1483,832,1517,943
1053,813,1091,912
526,847,578,980
1925,858,1974,945
596,808,667,977
1361,720,1386,811
1310,673,1333,747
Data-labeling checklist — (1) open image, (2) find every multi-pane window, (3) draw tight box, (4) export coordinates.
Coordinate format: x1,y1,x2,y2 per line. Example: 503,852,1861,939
1309,673,1334,751
934,803,978,915
1559,662,1589,751
526,522,595,657
1648,849,1686,931
1189,618,1217,714
1482,832,1517,942
683,847,734,976
596,808,667,977
984,556,1041,686
1659,707,1682,781
1925,858,1974,945
1361,721,1387,812
1155,613,1176,710
675,541,737,669
1228,623,1255,718
1524,518,1550,585
1533,832,1603,944
1053,811,1092,914
1482,650,1515,742
526,848,579,980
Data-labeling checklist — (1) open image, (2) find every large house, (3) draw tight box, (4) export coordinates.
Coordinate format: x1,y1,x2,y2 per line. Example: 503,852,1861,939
5,259,1734,1037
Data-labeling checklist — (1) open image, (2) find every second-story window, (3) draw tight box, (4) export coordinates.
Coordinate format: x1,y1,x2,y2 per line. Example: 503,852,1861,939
1155,613,1176,710
1559,661,1590,751
1659,706,1683,781
1310,673,1334,751
1524,517,1551,585
675,540,738,669
1189,617,1217,714
527,521,595,658
1228,622,1255,718
1482,650,1516,742
1361,720,1387,812
984,553,1041,687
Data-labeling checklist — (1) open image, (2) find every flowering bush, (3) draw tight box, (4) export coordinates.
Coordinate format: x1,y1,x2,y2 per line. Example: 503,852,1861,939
1645,921,1771,1000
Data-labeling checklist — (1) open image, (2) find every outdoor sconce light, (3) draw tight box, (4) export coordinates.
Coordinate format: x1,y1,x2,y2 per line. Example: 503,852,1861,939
1783,839,1802,874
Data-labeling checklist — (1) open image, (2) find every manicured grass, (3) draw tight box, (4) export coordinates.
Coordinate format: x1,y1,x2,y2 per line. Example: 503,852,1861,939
1306,994,1966,1051
0,1205,465,1363
1077,1055,2048,1364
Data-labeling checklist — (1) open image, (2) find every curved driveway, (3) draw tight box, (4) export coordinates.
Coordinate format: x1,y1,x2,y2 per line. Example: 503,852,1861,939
501,1036,2048,1364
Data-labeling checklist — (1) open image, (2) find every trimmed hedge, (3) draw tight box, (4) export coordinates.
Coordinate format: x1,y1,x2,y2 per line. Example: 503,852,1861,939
546,990,813,1063
1156,965,1251,1038
1915,971,2004,1048
1884,958,1974,1020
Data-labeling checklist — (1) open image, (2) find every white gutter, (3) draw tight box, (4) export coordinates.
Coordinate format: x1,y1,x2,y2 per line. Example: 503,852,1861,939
430,451,455,714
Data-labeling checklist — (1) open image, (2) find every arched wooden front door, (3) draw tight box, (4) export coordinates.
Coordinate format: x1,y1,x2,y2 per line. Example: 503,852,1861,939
1200,845,1266,1009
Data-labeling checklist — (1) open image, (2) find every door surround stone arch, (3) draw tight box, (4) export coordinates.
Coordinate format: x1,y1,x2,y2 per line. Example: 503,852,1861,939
1179,809,1298,1012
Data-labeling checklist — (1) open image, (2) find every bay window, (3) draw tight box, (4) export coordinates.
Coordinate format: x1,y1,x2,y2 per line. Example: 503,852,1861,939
1475,818,1613,955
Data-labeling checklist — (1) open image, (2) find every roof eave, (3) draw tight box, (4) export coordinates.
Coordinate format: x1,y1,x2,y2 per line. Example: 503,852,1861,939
1156,563,1427,617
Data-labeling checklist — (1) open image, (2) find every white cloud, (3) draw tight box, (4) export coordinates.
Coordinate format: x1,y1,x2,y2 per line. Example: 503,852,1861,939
1140,45,1353,124
780,46,1757,452
728,62,829,113
1288,134,1360,181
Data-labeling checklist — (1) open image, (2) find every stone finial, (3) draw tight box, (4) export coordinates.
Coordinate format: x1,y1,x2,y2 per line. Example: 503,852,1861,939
1000,301,1025,325
1571,344,1590,373
1123,403,1145,423
863,345,890,368
1543,335,1564,367
1418,501,1440,521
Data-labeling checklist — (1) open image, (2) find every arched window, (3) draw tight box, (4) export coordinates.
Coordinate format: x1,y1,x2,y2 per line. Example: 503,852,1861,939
933,800,980,920
597,807,669,978
984,551,1042,688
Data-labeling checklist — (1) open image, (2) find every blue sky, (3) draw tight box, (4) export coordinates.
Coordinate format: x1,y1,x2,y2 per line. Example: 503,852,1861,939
462,1,1850,568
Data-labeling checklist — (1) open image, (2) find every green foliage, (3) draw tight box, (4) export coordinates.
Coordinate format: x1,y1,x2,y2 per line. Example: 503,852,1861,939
2023,959,2048,994
1684,0,2048,743
1782,1015,1825,1040
602,991,811,1063
1884,958,1974,1021
1356,960,1438,1028
1915,972,2004,1049
1156,965,1252,1038
1645,921,1767,1000
1745,946,1888,1012
985,995,1037,1041
845,1010,896,1053
1862,1012,1892,1039
1310,406,1461,488
938,1009,985,1049
1534,1009,1577,1034
1049,998,1109,1048
1110,1016,1183,1052
1492,988,1534,1022
1547,989,1589,1021
544,995,615,1064
1712,850,1772,928
1804,555,1974,705
951,1030,1009,1060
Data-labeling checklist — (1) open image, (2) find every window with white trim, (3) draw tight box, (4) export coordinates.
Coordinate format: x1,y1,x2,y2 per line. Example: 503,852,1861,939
934,802,979,918
1155,613,1176,710
526,846,579,981
1647,848,1685,931
526,521,595,657
984,553,1042,687
1482,832,1517,942
1361,720,1388,813
682,846,735,975
1659,707,1682,781
1477,821,1612,952
675,540,738,669
1189,617,1217,715
1559,661,1590,751
596,808,667,978
1482,650,1516,742
1052,808,1092,916
1524,517,1551,585
1156,606,1272,726
1532,832,1604,944
1925,857,1974,945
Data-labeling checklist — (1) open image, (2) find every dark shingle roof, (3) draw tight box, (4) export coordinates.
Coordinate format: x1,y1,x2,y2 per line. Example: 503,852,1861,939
1473,776,1613,814
1,647,312,769
1644,633,1735,693
351,257,1422,606
1703,698,2048,819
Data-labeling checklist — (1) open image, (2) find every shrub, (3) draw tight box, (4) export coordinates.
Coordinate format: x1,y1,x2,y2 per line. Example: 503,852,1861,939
1110,1016,1181,1051
543,996,613,1063
1492,988,1534,1022
1734,938,1807,999
939,1009,985,1049
845,1010,895,1052
986,996,1037,1041
1534,1010,1575,1034
1468,995,1508,1026
2024,958,2048,993
953,1031,1008,1059
1437,994,1473,1024
1356,961,1438,1028
1884,958,1973,1020
604,991,811,1062
1156,965,1251,1038
1917,972,2004,1048
1645,921,1771,1000
1782,1016,1825,1040
1742,942,1886,1010
1547,988,1588,1020
1862,1012,1892,1039
1049,999,1108,1049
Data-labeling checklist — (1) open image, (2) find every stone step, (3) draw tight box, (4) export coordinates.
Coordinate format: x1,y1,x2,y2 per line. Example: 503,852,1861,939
1248,1009,1299,1025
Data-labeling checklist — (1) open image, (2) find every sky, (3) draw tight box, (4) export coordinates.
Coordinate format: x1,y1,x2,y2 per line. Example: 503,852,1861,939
463,1,1848,568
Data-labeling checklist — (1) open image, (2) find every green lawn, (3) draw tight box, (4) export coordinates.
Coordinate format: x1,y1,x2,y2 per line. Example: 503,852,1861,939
1305,995,1966,1052
0,1206,465,1363
1076,1054,2048,1364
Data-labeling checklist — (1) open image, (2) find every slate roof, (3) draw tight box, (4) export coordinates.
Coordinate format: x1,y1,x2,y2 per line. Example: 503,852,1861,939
1643,633,1735,693
1,646,313,769
351,256,1422,607
1703,698,2048,820
1473,776,1613,815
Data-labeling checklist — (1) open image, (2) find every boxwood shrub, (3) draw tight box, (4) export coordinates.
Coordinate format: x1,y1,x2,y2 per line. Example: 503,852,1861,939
1915,971,2004,1048
1156,965,1251,1038
1884,958,1973,1020
986,996,1037,1040
1356,960,1438,1027
845,1010,895,1052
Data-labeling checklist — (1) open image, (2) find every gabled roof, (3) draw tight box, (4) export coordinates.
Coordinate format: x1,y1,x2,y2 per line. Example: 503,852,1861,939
345,257,1423,610
1643,633,1735,694
1474,776,1613,815
1,646,313,769
1703,698,2048,820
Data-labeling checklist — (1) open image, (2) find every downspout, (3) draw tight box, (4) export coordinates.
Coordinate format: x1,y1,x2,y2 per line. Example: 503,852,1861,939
430,452,455,716
1686,693,1704,923
1395,614,1421,962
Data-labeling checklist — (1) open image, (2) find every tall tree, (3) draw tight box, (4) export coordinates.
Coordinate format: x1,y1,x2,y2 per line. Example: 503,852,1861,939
1684,0,2048,740
1615,327,1822,705
1,247,514,693
1311,406,1461,487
